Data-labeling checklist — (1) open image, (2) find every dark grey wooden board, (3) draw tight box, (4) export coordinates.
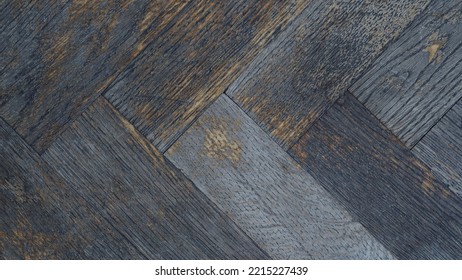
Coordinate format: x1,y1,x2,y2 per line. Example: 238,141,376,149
0,0,189,153
289,93,462,259
41,97,269,259
104,0,309,152
413,98,462,197
350,0,462,147
227,0,430,150
1,118,148,259
166,95,394,259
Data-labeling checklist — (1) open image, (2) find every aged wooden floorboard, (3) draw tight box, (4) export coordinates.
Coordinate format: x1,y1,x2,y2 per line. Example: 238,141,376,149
227,0,430,150
166,95,394,260
0,0,189,153
104,0,308,152
1,118,148,259
350,0,462,147
289,93,462,259
41,97,268,259
413,98,462,198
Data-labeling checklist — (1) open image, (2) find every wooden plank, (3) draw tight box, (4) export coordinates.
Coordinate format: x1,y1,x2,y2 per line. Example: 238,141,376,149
41,97,269,259
413,99,462,198
0,0,190,153
227,0,430,150
165,95,395,259
1,118,148,259
289,92,462,259
104,0,309,152
350,0,462,147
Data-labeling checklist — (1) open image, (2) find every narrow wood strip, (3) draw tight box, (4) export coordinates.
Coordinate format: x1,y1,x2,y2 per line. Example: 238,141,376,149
41,97,269,259
104,0,309,152
0,0,189,153
227,0,430,150
166,95,395,259
350,0,462,147
289,92,462,259
413,98,462,197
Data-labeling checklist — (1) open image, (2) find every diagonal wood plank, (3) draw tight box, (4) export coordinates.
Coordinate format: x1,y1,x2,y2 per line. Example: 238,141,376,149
104,0,309,152
350,0,462,147
227,0,430,150
413,98,462,197
0,0,189,153
41,97,269,259
1,118,148,259
166,95,395,259
289,92,462,259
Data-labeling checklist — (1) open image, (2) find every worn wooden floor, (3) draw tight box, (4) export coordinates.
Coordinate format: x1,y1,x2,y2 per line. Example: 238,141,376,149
1,0,462,260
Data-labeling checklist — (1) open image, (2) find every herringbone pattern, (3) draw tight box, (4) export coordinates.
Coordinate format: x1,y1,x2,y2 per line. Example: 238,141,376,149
1,0,461,259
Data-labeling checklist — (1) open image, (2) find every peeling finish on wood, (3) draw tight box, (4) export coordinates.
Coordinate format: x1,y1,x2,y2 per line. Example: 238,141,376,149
227,0,430,150
41,97,269,259
166,95,395,260
289,93,462,259
0,0,189,153
413,99,462,198
350,0,462,147
104,0,309,152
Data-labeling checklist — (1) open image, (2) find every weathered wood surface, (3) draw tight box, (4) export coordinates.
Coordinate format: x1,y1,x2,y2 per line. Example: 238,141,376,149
413,99,462,197
1,118,147,259
350,0,462,147
289,93,462,259
166,95,394,260
104,0,308,152
0,0,189,153
40,97,268,259
227,0,430,150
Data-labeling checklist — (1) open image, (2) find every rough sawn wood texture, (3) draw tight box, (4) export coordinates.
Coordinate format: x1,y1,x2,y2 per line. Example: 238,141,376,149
1,0,461,259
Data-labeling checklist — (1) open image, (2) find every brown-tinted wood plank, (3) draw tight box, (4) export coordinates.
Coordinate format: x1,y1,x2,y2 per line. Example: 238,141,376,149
227,0,430,150
41,97,269,259
1,118,148,259
0,0,189,153
166,95,394,259
350,0,462,147
413,99,462,197
289,92,462,259
104,0,308,152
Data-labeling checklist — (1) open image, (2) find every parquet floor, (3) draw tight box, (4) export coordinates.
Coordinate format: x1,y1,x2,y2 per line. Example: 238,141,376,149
1,0,462,259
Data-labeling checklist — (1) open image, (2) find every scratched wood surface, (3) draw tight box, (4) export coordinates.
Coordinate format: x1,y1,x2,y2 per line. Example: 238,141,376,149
166,95,394,259
2,0,462,259
289,93,462,259
350,0,462,147
413,99,462,198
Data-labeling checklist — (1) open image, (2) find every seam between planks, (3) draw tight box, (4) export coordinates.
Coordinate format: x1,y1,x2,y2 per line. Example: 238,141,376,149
99,95,272,260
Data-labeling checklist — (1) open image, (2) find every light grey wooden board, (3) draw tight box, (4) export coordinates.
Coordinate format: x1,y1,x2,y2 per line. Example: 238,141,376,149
227,0,430,150
41,97,269,259
350,0,462,147
413,98,462,197
1,118,147,259
165,95,394,260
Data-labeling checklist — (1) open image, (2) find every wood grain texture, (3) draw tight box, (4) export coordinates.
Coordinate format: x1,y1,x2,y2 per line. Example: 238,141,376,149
350,0,462,147
413,98,462,197
41,97,269,259
1,118,148,259
166,95,394,260
289,93,462,259
104,0,308,152
0,0,189,153
227,0,430,150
